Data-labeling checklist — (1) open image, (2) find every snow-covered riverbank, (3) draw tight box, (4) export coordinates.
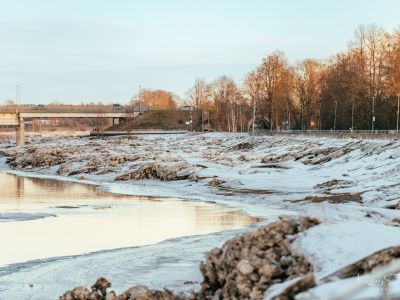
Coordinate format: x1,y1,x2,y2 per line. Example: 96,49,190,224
2,132,400,299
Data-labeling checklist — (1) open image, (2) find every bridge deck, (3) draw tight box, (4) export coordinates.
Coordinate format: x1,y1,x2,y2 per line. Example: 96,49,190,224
0,113,18,126
0,105,147,114
19,112,130,118
0,105,148,125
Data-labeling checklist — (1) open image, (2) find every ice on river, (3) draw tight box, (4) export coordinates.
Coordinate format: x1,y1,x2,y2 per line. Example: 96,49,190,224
2,133,400,299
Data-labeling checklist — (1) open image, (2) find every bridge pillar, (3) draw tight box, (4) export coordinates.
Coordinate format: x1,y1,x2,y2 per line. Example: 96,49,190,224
16,118,25,146
112,117,120,126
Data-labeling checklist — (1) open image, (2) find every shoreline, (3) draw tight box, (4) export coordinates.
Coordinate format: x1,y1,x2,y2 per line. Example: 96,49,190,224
0,169,271,299
0,161,294,220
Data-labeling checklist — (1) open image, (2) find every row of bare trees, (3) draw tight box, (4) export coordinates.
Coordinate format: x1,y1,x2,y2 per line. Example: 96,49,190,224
186,24,400,132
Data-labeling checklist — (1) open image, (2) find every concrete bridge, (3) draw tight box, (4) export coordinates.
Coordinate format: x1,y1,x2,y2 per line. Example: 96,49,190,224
0,105,147,145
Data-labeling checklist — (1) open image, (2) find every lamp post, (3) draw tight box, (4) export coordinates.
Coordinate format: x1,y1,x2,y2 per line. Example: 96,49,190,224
286,102,290,130
334,101,338,130
252,97,256,134
15,85,20,113
397,94,400,134
138,85,141,113
351,99,355,130
372,96,375,131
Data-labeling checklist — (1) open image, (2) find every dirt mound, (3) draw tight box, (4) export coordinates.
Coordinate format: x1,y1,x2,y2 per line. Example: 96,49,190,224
291,193,363,204
229,142,255,151
314,179,353,191
198,217,319,300
322,246,400,282
7,147,68,168
115,162,192,181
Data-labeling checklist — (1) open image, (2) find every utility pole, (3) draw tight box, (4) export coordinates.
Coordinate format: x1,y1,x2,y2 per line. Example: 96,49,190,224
286,102,289,130
15,85,20,113
397,94,400,134
252,97,256,134
15,85,24,146
138,85,141,113
334,101,338,130
351,99,355,130
372,96,375,131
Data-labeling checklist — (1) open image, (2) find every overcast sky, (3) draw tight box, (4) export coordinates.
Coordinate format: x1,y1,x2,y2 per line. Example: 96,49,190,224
1,0,399,104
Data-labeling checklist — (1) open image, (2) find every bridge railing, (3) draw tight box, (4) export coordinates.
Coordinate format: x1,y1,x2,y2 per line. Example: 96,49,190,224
256,129,399,134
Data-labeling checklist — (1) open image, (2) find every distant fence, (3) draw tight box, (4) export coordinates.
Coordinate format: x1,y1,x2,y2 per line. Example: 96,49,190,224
255,130,400,140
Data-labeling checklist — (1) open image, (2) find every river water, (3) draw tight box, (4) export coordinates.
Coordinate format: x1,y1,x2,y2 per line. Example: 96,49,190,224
0,172,259,267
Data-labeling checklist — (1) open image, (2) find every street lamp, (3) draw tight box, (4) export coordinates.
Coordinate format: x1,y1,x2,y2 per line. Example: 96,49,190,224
15,85,20,113
397,94,400,134
190,110,193,131
371,96,375,131
351,99,355,130
138,85,141,113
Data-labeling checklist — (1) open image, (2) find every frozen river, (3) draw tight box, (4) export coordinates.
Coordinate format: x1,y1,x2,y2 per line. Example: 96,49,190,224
0,172,259,267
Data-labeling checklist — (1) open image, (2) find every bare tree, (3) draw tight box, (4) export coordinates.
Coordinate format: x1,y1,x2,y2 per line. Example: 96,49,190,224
185,78,211,109
130,89,177,109
209,76,243,132
254,51,293,130
244,71,263,133
294,59,324,130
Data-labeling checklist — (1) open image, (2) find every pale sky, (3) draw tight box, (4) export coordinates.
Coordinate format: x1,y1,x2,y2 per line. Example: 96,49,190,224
0,0,399,104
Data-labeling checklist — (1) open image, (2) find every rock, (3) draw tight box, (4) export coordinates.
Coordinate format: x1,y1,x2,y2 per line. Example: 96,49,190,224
105,291,117,300
207,177,222,186
124,285,153,299
71,287,91,300
238,260,254,275
391,217,400,225
88,291,102,300
260,264,280,278
59,291,73,300
91,277,111,296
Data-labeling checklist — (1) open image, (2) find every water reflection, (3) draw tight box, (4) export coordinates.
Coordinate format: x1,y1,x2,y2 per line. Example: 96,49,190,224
0,173,260,266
